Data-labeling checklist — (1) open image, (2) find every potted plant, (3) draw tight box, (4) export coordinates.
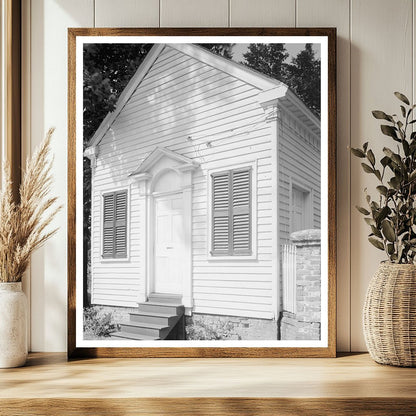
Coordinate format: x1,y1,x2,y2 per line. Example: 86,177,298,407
351,92,416,366
0,128,61,368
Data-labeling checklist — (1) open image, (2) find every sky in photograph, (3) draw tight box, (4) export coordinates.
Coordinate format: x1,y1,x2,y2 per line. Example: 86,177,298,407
232,43,321,64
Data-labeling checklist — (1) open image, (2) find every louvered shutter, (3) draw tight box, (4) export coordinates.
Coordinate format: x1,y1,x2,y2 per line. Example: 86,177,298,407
102,190,128,258
211,168,252,256
231,169,251,255
102,193,115,258
115,191,127,258
211,171,231,256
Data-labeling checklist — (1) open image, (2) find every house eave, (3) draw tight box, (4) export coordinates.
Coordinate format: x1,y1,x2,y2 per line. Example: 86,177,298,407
84,145,99,167
168,43,281,91
257,85,321,135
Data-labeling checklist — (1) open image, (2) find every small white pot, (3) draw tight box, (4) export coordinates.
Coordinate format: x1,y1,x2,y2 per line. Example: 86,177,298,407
0,282,28,368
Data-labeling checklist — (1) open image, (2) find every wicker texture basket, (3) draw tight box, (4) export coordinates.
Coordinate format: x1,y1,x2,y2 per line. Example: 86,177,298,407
363,262,416,367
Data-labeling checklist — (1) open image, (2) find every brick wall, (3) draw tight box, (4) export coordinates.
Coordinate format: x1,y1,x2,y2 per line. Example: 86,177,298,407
280,229,321,340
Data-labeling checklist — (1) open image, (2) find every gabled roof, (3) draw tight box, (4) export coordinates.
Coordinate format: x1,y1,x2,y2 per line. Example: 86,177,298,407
87,43,320,148
129,147,199,177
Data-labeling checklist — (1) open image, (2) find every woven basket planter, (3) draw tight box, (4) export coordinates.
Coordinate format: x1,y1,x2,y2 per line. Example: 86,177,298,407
363,262,416,367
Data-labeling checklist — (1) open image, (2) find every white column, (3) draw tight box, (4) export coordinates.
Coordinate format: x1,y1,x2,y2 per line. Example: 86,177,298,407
134,174,152,304
182,184,193,312
260,101,282,320
145,192,152,300
180,167,196,314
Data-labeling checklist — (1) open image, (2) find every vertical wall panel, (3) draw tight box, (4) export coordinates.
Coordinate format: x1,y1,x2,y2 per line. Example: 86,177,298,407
297,0,351,351
95,0,159,27
350,0,413,351
230,0,295,27
160,0,229,27
29,0,94,352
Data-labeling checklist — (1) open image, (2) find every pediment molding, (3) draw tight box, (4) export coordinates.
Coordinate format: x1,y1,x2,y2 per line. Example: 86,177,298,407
129,147,199,181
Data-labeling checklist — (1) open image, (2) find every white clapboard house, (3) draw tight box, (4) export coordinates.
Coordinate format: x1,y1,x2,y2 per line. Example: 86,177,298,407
84,43,321,340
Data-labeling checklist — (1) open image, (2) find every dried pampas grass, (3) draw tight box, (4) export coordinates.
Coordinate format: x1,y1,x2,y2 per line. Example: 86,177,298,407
0,128,62,282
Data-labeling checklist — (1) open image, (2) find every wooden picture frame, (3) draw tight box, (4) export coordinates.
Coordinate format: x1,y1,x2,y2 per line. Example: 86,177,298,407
1,0,21,200
68,28,336,358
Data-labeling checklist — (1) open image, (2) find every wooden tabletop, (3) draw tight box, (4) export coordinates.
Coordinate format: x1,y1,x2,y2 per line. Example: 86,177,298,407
1,352,415,415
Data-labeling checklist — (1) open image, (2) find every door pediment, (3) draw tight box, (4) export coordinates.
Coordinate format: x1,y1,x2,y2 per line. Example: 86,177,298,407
131,147,195,310
129,147,199,178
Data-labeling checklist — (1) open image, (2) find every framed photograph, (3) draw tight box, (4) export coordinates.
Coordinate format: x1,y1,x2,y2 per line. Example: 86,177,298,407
68,28,336,358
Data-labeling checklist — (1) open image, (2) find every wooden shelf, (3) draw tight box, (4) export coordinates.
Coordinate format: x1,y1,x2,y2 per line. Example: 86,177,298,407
1,352,415,415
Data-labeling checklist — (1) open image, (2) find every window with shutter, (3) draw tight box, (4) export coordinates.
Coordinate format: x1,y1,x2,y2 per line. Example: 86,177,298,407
102,190,128,259
211,168,251,256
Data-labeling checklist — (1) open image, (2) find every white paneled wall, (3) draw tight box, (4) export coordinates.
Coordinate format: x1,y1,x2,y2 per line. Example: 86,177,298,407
23,0,416,352
95,0,159,27
230,0,295,27
160,0,229,27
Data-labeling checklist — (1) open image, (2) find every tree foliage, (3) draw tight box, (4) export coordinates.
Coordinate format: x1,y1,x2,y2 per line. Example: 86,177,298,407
83,43,153,142
243,43,321,116
243,43,289,82
286,44,320,116
198,43,234,59
351,92,416,263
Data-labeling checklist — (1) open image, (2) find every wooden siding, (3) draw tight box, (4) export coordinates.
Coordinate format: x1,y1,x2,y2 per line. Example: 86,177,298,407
90,45,275,317
279,109,321,244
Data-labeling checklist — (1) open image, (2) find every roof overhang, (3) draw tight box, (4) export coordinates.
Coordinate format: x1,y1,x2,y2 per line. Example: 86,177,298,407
257,85,321,136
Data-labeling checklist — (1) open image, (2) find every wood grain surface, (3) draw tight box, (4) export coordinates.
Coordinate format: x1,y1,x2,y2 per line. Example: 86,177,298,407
67,27,337,359
2,398,416,416
1,353,416,415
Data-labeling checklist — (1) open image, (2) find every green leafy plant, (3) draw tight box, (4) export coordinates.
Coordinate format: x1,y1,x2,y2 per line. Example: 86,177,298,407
351,92,416,263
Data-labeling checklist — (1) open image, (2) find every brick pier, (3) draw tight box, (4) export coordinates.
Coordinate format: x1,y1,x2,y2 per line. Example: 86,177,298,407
280,229,321,340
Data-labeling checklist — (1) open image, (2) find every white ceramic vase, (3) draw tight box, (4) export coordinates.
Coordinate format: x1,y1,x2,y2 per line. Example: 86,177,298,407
0,282,28,368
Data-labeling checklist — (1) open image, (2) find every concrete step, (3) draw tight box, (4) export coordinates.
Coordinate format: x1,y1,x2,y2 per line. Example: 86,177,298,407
115,297,185,341
129,311,177,326
148,293,182,304
111,331,160,341
138,301,184,315
119,321,170,338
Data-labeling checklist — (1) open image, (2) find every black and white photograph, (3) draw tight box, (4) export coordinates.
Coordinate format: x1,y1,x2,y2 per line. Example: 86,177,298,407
72,33,333,351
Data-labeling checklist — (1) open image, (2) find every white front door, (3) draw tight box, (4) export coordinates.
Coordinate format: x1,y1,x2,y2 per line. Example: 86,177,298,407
154,193,184,294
